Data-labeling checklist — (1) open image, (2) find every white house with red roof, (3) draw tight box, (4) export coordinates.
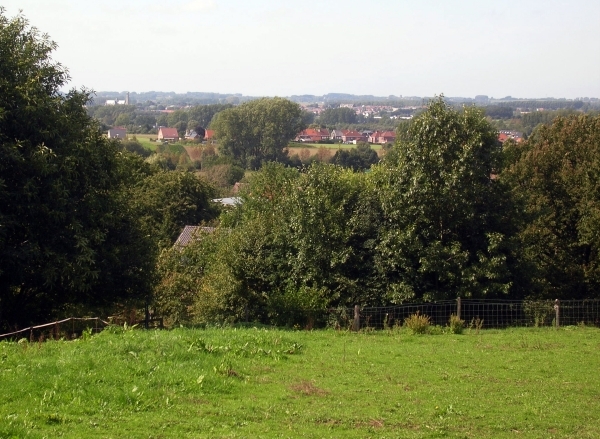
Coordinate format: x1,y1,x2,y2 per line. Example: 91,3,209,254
368,131,383,143
295,128,330,142
341,130,366,143
498,130,523,143
378,131,396,144
157,127,179,141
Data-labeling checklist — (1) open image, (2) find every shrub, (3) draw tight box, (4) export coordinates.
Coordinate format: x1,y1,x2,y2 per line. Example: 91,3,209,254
448,314,465,334
404,312,430,334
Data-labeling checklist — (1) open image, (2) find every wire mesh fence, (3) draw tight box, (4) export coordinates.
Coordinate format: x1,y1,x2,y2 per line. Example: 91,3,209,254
337,299,600,330
2,299,599,339
247,299,600,330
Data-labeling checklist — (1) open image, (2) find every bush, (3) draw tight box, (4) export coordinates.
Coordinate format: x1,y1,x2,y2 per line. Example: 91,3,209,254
448,314,465,334
404,312,430,334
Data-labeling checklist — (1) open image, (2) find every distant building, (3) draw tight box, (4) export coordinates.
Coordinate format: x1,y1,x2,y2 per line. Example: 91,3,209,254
295,128,330,142
212,197,241,206
157,127,179,141
341,130,366,143
107,127,127,139
104,92,130,106
498,130,524,143
184,130,202,140
377,131,396,144
174,226,216,248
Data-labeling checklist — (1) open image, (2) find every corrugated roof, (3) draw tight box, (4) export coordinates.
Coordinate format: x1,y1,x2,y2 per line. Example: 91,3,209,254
174,226,216,248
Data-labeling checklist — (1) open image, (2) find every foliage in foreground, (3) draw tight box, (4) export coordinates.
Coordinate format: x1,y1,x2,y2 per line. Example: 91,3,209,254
0,11,155,328
0,10,220,330
1,327,600,438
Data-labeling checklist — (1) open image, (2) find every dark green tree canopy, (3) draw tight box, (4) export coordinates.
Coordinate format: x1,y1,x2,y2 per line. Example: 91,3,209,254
129,171,219,250
373,98,512,302
0,11,153,328
319,107,359,125
331,143,379,171
502,114,600,299
211,97,305,169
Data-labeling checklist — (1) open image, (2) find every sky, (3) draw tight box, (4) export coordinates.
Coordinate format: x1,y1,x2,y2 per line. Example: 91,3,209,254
3,0,600,99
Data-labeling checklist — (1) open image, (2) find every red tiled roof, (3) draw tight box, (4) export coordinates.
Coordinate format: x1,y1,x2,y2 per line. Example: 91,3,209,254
205,130,215,140
158,127,179,139
343,130,363,137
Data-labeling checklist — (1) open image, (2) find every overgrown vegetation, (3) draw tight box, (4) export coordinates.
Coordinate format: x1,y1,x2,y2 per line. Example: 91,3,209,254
403,312,431,334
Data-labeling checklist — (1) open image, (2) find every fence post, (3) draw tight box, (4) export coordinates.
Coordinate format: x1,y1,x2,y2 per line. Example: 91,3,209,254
352,305,360,331
456,297,462,320
554,299,560,329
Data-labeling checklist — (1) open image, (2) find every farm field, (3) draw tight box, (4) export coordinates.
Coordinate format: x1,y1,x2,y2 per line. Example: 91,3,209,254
1,326,599,438
131,133,157,151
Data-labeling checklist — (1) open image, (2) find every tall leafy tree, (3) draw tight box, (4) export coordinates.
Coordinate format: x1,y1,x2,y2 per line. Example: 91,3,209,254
372,98,513,302
319,107,359,125
331,143,379,171
211,97,305,169
128,171,219,250
0,10,152,328
502,114,600,299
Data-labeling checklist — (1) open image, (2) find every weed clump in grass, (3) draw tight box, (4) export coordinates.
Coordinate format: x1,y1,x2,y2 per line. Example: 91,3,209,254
469,317,484,334
448,314,465,334
404,312,431,335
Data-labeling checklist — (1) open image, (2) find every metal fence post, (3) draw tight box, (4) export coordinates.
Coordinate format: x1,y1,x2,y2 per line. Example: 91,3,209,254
554,299,560,329
457,297,461,320
353,305,360,331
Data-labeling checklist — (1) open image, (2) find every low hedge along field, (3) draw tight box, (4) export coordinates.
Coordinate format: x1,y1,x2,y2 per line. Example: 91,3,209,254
1,326,599,438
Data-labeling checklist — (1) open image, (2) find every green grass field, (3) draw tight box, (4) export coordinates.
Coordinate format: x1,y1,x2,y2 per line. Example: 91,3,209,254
131,133,157,151
1,326,599,438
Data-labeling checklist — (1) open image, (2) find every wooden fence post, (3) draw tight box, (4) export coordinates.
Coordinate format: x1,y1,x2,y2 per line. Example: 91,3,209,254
456,297,462,320
554,299,560,329
352,305,360,331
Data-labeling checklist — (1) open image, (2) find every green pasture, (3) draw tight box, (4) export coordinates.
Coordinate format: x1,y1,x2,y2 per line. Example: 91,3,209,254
131,134,157,151
1,326,599,438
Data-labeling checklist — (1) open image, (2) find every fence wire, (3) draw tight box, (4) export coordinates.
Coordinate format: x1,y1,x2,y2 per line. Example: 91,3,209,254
0,317,109,342
350,299,600,330
257,299,600,330
3,300,599,338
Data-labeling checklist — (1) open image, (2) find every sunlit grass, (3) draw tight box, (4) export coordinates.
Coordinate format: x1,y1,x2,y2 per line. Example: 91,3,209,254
1,326,599,438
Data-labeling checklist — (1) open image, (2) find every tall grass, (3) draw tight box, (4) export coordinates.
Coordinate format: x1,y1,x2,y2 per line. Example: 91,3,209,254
1,326,599,438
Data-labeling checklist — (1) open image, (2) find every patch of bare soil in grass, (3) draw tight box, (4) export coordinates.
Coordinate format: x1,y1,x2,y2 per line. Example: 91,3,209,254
290,380,328,396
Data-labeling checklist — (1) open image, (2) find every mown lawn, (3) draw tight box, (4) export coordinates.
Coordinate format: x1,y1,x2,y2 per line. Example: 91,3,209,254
1,326,599,438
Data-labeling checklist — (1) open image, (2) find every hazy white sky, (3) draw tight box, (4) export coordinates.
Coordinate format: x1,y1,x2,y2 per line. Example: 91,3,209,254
3,0,599,98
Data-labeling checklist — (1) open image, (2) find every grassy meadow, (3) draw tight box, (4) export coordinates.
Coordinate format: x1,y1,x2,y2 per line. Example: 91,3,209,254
1,326,599,438
131,133,157,151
